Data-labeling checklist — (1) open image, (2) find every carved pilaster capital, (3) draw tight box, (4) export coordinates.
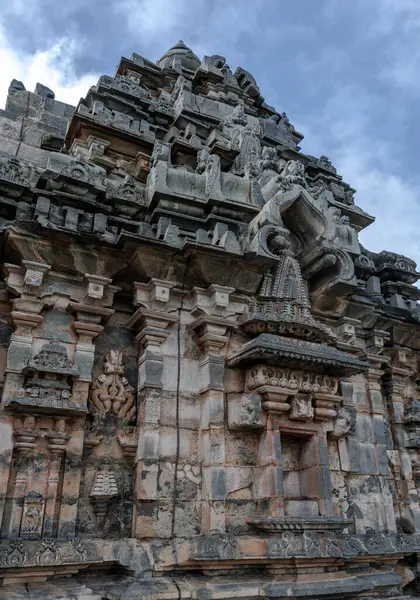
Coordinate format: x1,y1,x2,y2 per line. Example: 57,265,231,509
191,314,236,355
127,307,178,353
133,279,176,311
83,273,120,305
191,284,236,317
69,303,113,339
313,393,341,421
10,310,43,334
256,385,293,416
5,261,51,297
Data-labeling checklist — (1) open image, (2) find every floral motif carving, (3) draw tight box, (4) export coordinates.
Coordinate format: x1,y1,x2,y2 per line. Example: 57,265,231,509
1,540,28,567
35,539,58,565
90,350,136,421
246,365,339,395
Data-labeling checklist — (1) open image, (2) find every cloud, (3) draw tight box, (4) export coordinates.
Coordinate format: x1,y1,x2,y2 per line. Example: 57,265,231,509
0,23,98,108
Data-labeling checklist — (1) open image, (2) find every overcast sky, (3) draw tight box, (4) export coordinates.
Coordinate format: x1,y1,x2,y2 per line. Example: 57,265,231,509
0,0,419,265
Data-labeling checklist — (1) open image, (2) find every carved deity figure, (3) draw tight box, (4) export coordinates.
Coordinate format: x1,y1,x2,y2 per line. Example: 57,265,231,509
332,211,360,253
289,394,314,421
90,350,136,422
331,406,356,439
223,105,262,176
278,160,307,190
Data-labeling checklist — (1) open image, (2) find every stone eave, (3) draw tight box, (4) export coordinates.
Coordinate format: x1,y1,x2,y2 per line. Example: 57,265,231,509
329,198,375,232
227,333,369,375
4,396,87,415
116,55,164,78
64,112,155,157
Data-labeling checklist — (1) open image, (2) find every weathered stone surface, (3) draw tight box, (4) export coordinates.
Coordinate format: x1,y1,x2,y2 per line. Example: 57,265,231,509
0,40,419,600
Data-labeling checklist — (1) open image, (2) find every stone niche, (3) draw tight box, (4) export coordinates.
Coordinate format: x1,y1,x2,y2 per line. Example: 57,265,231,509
280,432,320,517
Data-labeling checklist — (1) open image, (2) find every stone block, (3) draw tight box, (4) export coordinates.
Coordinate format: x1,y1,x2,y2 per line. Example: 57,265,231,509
369,389,384,413
201,390,225,428
355,414,374,443
139,353,164,389
202,466,227,500
285,500,318,516
199,355,225,391
202,429,225,465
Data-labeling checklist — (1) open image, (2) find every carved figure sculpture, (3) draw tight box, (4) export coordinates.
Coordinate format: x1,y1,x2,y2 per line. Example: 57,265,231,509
331,406,356,439
90,351,136,421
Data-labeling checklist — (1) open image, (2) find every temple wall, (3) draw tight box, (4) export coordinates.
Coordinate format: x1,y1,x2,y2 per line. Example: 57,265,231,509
0,44,419,600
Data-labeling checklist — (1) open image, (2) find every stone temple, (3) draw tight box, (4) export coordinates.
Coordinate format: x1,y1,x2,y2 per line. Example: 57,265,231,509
0,40,420,599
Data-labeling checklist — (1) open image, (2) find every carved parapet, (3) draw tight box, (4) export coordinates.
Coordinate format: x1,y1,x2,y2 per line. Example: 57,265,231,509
373,250,420,284
0,537,100,574
40,152,107,200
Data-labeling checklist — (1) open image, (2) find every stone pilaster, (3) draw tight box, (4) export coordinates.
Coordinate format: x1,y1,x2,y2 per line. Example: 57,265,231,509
191,285,236,534
383,347,420,532
128,280,178,536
